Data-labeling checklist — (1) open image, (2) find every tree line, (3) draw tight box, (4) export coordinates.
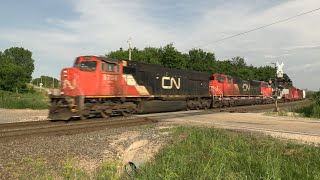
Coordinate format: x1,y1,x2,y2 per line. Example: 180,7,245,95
31,76,60,89
107,44,288,83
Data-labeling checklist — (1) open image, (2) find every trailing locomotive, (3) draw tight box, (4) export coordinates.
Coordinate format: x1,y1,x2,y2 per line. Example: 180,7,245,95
48,56,300,120
277,87,305,101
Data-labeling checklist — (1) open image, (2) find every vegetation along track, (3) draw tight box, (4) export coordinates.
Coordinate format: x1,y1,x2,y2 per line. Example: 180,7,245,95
0,117,157,140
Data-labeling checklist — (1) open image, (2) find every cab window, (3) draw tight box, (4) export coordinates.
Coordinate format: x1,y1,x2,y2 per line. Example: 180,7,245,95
217,76,225,83
79,61,97,71
73,58,80,68
227,77,232,83
101,62,119,73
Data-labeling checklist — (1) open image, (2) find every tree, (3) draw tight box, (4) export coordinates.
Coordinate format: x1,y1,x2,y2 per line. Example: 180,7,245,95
0,61,27,92
159,44,187,69
142,47,162,64
0,47,35,92
231,56,246,67
187,49,216,72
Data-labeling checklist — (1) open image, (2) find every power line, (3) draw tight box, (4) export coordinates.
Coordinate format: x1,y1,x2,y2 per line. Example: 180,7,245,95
183,7,320,52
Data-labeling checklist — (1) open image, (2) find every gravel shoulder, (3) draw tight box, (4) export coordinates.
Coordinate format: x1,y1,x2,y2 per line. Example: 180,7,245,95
0,108,48,123
0,122,173,179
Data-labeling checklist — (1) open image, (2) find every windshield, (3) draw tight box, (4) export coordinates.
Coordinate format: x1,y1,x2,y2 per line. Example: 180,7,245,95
78,61,97,71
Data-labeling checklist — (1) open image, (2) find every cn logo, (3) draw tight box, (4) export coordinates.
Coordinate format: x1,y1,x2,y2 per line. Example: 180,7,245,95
63,79,77,90
162,77,181,89
242,83,250,92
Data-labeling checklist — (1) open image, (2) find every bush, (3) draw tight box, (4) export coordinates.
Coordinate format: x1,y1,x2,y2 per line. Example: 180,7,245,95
313,91,320,106
293,90,320,119
0,90,48,109
311,105,320,118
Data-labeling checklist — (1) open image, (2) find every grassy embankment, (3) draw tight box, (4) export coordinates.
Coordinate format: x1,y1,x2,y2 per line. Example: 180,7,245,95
0,90,48,109
294,91,320,118
7,127,320,179
293,101,320,118
275,91,320,119
134,127,320,179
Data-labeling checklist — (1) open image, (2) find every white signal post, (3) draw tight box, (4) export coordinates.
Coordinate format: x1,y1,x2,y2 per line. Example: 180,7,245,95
128,37,132,61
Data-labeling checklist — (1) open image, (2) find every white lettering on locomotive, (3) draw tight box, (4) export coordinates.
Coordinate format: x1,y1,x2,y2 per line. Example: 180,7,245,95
162,77,181,89
103,74,118,81
242,83,250,92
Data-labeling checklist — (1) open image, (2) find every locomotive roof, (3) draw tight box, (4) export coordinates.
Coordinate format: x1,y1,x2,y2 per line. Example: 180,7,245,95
96,56,122,63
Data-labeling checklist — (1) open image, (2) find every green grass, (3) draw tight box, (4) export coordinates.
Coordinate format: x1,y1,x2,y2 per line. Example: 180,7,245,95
0,90,48,109
294,102,320,119
133,127,320,180
293,91,320,119
3,127,320,179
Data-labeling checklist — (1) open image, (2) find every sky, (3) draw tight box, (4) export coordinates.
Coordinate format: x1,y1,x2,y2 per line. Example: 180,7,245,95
0,0,319,90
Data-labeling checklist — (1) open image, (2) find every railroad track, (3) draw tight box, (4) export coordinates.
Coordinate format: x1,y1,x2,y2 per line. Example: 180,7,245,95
0,100,307,141
0,117,157,140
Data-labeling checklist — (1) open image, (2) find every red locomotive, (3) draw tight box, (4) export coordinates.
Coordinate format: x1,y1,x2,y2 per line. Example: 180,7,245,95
49,56,301,120
50,56,210,120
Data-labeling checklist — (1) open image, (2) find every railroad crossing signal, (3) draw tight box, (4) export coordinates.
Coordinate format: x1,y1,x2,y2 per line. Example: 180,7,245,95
276,62,284,78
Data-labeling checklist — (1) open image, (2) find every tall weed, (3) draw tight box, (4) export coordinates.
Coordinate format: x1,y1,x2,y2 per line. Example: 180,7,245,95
135,127,320,179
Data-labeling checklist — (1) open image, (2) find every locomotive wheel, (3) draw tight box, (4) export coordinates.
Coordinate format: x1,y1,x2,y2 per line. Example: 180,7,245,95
100,111,110,118
80,115,89,120
121,111,129,117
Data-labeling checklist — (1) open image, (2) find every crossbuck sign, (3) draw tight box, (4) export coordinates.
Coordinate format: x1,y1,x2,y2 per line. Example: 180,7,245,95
276,62,284,78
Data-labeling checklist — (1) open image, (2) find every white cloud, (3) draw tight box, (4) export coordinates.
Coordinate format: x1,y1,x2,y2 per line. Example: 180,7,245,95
264,53,291,59
288,61,320,72
281,45,320,51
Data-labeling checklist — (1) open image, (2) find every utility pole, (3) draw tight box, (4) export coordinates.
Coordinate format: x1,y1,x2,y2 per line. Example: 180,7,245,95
274,63,279,113
127,37,132,61
268,62,284,113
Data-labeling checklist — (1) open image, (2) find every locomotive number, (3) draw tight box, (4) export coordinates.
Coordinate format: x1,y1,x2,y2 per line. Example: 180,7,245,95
162,77,181,89
103,74,118,81
242,83,250,92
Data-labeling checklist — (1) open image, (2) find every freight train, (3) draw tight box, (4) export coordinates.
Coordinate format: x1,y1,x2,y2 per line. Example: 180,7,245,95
48,56,305,120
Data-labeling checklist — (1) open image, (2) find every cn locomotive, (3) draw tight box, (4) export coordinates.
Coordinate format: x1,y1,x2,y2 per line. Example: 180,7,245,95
48,56,303,120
